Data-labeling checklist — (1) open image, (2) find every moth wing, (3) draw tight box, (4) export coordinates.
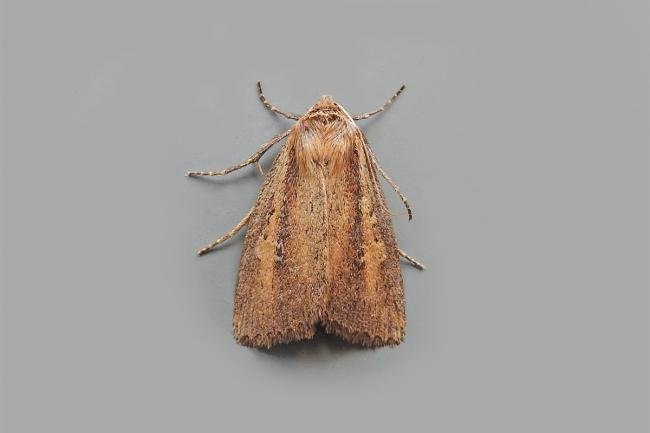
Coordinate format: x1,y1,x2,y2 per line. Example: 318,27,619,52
233,125,405,348
322,133,406,346
233,141,325,348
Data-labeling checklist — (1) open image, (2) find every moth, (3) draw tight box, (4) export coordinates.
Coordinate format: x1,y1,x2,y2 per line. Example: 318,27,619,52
187,82,424,348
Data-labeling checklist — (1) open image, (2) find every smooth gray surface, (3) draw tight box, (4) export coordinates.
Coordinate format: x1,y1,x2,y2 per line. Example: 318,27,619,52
2,1,648,432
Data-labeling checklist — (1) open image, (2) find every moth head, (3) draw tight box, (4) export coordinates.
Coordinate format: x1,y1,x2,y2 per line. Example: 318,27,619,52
304,95,354,122
315,95,335,106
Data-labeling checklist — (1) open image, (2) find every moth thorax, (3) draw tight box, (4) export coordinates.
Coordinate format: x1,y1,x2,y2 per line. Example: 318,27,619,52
294,121,355,176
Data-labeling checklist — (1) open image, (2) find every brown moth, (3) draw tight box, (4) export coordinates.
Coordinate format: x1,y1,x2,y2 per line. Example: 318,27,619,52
187,82,424,348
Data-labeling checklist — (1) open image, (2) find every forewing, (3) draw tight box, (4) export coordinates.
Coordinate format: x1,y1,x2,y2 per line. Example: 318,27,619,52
322,130,406,346
233,139,325,348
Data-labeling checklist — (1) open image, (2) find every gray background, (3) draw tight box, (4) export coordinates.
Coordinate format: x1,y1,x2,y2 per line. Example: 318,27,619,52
2,0,647,432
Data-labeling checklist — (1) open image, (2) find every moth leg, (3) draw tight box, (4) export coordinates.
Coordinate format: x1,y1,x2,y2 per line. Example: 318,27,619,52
398,248,426,270
186,128,290,177
352,85,406,120
257,81,301,120
256,160,265,176
197,208,253,256
370,155,413,220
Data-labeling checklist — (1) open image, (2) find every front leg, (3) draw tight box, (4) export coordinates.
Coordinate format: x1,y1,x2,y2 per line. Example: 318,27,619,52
398,248,425,270
186,128,291,177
